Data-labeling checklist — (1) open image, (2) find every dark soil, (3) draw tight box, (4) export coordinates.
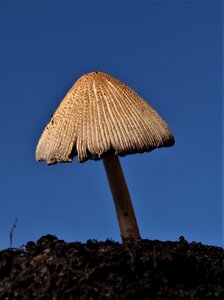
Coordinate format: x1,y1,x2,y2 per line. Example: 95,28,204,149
0,235,223,300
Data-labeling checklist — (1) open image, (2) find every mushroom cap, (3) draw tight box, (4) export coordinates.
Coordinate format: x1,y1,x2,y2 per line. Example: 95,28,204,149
36,72,174,165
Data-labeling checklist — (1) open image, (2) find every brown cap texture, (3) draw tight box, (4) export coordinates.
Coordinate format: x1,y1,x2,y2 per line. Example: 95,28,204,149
36,72,174,164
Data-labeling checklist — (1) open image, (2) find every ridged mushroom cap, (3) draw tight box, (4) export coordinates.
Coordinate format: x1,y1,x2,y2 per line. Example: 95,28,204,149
36,72,174,164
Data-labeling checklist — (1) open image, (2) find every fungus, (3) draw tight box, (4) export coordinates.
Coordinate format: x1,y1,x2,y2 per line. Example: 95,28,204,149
36,72,174,240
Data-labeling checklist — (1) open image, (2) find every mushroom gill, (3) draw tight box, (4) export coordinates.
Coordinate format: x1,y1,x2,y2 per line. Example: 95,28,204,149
36,72,174,165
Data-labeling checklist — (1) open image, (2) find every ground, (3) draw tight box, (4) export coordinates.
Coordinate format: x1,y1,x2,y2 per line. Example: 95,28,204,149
0,235,223,299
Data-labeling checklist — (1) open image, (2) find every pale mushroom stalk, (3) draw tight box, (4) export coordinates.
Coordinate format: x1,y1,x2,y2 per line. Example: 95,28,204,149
103,153,141,240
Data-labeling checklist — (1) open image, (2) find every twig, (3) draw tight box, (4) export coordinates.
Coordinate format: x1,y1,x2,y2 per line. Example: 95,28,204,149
9,218,18,248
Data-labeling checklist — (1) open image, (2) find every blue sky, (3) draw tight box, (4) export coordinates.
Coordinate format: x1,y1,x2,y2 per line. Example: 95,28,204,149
0,1,222,249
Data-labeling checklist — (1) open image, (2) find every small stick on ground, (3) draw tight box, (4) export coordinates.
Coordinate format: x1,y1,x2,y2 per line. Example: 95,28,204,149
9,218,18,248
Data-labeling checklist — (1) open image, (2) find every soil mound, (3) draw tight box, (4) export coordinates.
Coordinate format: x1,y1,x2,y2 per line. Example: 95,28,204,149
0,235,223,299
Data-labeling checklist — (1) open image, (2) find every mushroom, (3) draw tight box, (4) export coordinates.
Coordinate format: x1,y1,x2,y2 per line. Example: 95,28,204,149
36,72,174,240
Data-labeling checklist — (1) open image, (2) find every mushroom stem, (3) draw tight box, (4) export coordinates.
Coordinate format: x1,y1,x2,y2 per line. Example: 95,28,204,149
103,153,141,240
